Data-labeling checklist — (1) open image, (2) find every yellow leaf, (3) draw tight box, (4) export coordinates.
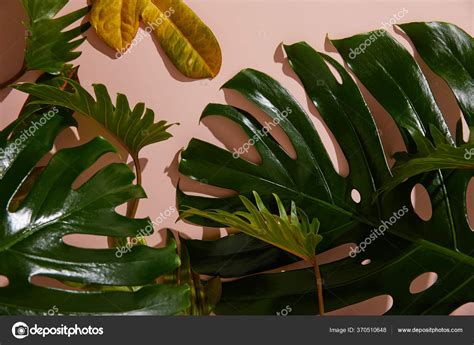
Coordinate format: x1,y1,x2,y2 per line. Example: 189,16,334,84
90,0,150,51
141,0,222,79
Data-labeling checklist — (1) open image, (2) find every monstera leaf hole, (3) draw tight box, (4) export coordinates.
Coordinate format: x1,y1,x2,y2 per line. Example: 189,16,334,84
351,189,361,203
468,178,474,231
410,183,433,221
63,234,109,249
0,276,9,288
326,295,393,316
361,259,371,266
409,272,438,294
460,117,471,143
450,303,474,315
30,276,81,291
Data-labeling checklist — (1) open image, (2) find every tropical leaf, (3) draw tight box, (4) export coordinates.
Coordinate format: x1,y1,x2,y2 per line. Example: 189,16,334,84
0,109,189,315
163,232,221,315
141,0,222,78
22,0,90,74
181,192,322,262
178,22,474,315
13,78,176,160
399,22,474,140
378,131,474,195
182,192,326,315
90,0,151,51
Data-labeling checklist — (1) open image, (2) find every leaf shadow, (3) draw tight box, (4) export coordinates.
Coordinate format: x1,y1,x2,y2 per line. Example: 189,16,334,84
0,0,28,101
81,15,118,60
147,23,197,83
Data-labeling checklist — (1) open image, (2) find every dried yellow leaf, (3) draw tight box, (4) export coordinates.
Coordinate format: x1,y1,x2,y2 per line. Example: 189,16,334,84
90,0,150,51
142,0,222,78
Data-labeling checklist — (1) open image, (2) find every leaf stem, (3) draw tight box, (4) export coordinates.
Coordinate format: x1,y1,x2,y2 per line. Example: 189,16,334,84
107,155,142,249
0,61,26,89
127,154,142,218
312,256,325,316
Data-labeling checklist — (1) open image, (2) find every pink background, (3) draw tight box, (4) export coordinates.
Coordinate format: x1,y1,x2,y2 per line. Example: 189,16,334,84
0,0,473,315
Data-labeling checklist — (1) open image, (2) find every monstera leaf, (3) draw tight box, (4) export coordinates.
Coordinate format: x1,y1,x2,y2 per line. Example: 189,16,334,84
178,22,473,315
399,22,473,140
0,108,189,315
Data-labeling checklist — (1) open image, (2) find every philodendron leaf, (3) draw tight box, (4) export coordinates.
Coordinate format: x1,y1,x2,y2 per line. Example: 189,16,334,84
90,0,151,51
13,78,176,160
181,192,322,263
141,0,222,78
0,110,189,315
21,0,90,74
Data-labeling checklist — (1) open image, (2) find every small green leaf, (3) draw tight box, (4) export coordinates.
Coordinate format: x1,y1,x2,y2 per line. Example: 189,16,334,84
13,78,176,159
22,0,90,74
181,192,322,263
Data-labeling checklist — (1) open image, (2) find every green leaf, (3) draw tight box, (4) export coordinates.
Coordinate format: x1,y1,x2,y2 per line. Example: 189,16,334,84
164,232,221,315
178,65,387,277
0,110,189,315
181,192,322,262
178,23,474,315
180,233,299,277
13,78,176,159
378,137,474,195
332,30,455,149
21,0,90,74
331,25,473,257
399,22,474,139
